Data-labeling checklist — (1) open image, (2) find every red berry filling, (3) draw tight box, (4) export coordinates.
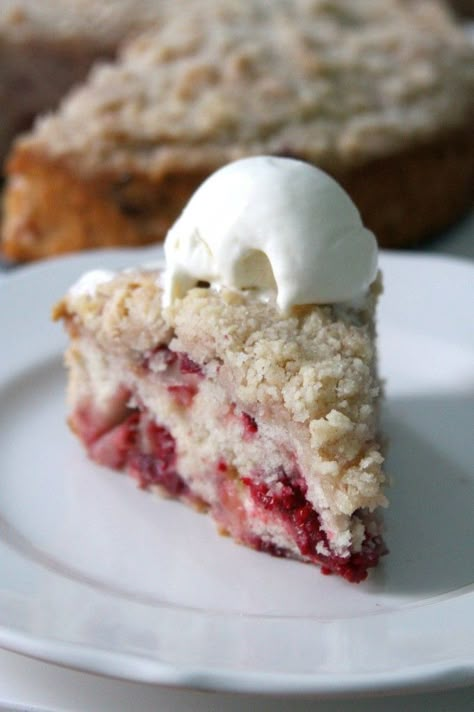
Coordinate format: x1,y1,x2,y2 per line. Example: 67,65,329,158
178,353,203,375
141,346,203,406
73,376,385,582
80,406,191,500
217,459,228,474
143,345,203,376
158,345,178,368
243,473,385,583
250,537,288,559
167,383,198,407
241,412,258,439
128,453,188,495
70,386,132,446
89,411,139,468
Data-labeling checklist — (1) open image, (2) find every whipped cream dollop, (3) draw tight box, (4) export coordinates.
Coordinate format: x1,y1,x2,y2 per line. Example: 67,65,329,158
163,156,378,311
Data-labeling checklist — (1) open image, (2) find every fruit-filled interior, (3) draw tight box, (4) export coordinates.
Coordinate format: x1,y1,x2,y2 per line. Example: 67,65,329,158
69,343,386,583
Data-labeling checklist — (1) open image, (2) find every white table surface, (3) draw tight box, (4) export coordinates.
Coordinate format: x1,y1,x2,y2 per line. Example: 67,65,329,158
0,212,473,712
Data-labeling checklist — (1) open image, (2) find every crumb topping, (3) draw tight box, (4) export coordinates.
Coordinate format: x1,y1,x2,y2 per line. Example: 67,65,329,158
0,0,166,43
22,0,473,176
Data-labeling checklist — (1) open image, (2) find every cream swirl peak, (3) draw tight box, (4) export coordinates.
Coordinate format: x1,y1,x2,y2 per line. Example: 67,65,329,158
163,156,378,311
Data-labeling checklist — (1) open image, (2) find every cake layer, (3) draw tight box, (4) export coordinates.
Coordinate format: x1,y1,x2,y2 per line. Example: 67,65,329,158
54,268,388,582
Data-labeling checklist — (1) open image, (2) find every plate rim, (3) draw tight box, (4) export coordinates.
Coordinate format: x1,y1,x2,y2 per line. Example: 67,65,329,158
0,627,472,697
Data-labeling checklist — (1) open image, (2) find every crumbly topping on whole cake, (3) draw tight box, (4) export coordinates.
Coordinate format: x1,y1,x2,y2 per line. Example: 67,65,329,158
0,0,167,44
24,0,473,176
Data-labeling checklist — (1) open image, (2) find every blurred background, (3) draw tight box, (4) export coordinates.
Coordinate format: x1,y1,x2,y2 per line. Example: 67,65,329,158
0,0,472,263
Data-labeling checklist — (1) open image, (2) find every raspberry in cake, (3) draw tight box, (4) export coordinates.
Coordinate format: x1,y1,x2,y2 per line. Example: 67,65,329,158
54,157,388,583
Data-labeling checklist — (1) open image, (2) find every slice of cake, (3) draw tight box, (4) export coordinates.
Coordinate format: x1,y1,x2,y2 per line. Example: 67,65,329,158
54,157,388,583
3,0,473,260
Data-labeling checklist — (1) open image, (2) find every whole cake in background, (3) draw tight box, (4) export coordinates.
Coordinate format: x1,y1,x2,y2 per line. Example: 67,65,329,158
2,0,473,260
0,0,167,168
54,157,388,583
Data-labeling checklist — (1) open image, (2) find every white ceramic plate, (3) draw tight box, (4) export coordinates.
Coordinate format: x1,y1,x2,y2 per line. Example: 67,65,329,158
0,248,473,697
